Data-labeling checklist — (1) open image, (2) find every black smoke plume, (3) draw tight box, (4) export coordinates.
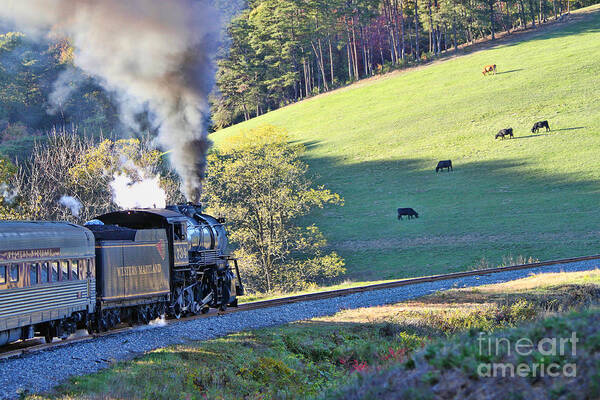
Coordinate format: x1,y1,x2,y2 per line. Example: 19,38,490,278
0,0,220,201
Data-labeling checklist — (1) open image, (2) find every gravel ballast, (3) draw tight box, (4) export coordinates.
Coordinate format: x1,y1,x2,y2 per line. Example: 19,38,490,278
1,259,599,399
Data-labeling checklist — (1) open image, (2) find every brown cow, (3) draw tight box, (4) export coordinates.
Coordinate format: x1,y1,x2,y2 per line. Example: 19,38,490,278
482,64,497,75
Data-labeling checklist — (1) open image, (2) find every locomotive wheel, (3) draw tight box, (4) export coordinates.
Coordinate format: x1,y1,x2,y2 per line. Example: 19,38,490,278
201,306,210,314
190,302,201,315
99,317,108,332
99,310,113,331
110,311,120,327
184,288,195,316
139,306,149,324
150,305,158,320
173,306,182,319
158,303,167,319
172,287,184,319
138,309,146,324
144,305,153,322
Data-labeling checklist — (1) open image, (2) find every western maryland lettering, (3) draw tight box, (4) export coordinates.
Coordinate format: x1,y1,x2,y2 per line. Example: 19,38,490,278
116,264,162,277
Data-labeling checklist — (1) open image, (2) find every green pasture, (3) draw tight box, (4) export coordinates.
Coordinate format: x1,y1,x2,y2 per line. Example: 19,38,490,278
212,6,600,281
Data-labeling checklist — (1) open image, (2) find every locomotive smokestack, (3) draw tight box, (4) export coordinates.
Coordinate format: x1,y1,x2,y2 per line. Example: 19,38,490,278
0,0,220,201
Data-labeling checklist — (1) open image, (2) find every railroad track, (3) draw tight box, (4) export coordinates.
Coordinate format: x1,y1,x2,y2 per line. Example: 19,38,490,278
2,253,600,360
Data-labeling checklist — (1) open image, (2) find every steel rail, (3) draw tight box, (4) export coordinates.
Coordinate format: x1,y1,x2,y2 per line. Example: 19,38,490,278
2,253,600,360
238,253,600,309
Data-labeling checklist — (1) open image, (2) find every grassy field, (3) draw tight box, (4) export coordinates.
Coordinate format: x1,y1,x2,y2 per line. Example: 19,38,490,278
30,269,600,399
212,6,600,282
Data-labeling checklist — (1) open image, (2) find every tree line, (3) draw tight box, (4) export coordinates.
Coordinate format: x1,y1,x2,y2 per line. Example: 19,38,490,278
212,0,597,128
2,1,597,141
0,32,119,157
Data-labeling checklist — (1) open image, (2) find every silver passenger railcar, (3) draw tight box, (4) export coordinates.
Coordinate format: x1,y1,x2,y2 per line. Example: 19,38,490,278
0,222,96,345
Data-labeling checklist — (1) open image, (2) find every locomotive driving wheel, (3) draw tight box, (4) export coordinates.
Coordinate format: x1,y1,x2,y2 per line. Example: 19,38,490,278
184,287,197,315
172,287,184,319
172,287,194,319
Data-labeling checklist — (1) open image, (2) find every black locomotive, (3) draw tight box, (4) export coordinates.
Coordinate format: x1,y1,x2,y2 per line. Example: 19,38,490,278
0,204,243,346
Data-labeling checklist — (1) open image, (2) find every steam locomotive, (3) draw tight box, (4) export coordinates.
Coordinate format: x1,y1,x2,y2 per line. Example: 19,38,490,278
0,204,243,346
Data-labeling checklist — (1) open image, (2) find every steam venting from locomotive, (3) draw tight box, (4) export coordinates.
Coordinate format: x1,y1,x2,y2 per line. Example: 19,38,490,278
59,195,82,217
110,174,166,209
0,0,220,202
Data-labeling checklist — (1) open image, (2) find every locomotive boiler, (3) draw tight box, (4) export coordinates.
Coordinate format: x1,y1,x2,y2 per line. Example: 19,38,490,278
0,204,243,345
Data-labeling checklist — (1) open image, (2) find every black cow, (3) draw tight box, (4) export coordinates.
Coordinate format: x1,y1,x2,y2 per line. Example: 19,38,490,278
436,160,453,173
397,208,419,220
531,120,550,133
495,128,514,139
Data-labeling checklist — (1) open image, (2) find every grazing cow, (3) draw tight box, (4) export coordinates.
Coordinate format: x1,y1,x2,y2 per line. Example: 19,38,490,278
397,208,419,220
436,160,453,172
482,64,497,75
531,120,550,133
495,128,514,139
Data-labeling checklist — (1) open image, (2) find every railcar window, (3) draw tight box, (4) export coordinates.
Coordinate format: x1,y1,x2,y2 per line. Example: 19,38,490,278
41,262,49,283
61,261,69,280
9,265,19,282
51,262,59,282
71,260,79,280
29,263,39,285
0,265,6,284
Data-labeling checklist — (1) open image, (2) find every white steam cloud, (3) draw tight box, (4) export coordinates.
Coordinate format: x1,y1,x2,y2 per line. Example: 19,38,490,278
107,155,167,209
59,195,82,217
0,183,17,205
110,173,166,209
0,0,220,201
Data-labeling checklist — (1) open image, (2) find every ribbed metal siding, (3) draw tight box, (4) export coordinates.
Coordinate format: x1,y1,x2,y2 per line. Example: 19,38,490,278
0,279,95,331
197,250,219,265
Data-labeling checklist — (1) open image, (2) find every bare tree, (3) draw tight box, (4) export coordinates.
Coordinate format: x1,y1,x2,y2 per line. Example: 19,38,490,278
12,128,100,222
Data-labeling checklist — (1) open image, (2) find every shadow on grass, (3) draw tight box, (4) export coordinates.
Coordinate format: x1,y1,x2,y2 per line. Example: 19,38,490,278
552,127,585,132
299,139,600,280
414,283,600,311
513,133,549,139
306,149,600,232
495,69,524,75
293,139,321,150
515,127,585,139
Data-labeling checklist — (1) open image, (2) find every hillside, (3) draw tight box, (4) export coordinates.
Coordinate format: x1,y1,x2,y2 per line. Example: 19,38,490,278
211,6,600,281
